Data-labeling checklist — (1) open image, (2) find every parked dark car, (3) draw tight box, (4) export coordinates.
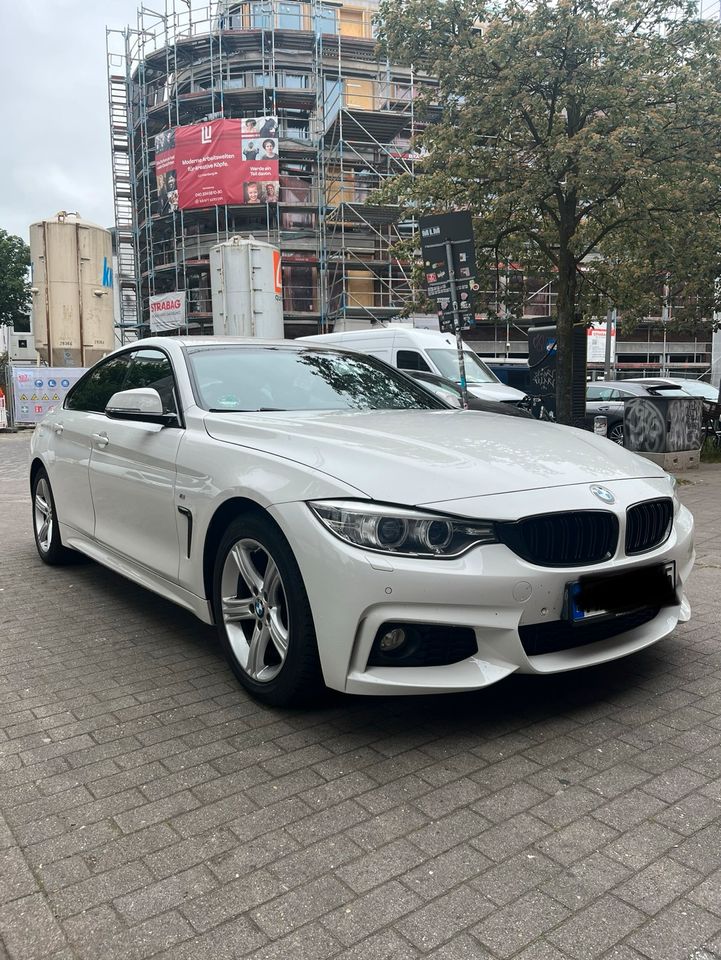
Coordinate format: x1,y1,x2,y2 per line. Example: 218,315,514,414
624,378,721,431
408,370,533,418
585,380,688,444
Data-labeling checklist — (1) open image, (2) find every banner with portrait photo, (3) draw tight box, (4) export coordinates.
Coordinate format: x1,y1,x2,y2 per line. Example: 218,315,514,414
154,117,279,212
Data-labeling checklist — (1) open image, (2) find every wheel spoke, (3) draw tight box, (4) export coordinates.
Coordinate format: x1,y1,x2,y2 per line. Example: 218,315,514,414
229,543,263,595
222,596,255,623
34,482,54,550
246,621,271,679
262,556,280,598
267,609,289,659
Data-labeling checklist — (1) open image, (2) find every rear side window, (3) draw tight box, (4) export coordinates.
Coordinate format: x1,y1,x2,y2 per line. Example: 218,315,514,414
65,354,133,413
397,349,431,372
587,385,613,401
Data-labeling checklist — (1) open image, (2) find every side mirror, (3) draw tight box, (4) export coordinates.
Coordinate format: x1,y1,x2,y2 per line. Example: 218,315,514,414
105,388,177,426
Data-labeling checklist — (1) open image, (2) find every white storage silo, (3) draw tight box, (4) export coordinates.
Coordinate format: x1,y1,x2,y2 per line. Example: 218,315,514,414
30,211,115,367
210,236,284,339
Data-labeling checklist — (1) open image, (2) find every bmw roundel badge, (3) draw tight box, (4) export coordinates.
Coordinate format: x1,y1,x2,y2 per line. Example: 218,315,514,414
590,484,615,504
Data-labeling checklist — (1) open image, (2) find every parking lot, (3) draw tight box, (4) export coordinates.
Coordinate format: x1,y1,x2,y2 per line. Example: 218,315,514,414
2,429,721,960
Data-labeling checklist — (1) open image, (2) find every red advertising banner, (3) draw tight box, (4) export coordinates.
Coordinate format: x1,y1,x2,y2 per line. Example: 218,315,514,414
155,117,280,213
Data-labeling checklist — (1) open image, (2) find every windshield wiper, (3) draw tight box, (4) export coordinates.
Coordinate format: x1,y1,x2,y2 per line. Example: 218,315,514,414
208,407,287,413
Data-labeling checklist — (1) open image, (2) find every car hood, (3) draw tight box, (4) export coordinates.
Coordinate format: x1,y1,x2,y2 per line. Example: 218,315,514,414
204,408,665,505
467,382,526,402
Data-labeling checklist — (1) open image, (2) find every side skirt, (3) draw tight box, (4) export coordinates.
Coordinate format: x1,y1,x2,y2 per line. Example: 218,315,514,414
60,523,214,625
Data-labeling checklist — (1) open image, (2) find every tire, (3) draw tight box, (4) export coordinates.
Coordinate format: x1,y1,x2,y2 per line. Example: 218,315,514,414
31,468,75,565
212,513,324,706
608,422,625,445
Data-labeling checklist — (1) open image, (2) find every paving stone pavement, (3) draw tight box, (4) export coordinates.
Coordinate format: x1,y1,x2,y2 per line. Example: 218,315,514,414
1,429,721,960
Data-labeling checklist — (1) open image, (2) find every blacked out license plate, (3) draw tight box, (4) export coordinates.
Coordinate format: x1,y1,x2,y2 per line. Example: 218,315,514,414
565,562,677,623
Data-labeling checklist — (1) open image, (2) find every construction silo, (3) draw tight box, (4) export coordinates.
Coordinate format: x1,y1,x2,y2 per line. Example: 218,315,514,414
30,211,115,367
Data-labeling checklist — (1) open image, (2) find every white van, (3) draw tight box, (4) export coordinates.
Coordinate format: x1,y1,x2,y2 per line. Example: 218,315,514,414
301,326,527,404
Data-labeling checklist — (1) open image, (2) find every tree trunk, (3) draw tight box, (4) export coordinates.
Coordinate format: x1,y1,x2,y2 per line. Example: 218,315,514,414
555,246,577,425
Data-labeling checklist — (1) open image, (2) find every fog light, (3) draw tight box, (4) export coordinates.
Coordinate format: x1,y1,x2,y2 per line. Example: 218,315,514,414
379,627,406,652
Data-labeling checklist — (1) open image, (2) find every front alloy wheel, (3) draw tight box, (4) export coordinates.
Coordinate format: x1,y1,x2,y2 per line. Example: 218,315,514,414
213,514,323,706
221,538,290,683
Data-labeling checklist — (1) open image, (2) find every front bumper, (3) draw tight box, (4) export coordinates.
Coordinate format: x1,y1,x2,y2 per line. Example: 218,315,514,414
270,477,694,696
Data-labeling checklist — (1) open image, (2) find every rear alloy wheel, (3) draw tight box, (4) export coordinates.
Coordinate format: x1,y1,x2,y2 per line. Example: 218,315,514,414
32,469,74,565
608,423,625,445
213,514,323,706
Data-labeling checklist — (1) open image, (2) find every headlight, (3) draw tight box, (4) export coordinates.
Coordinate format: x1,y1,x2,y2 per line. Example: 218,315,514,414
308,500,497,558
665,472,680,516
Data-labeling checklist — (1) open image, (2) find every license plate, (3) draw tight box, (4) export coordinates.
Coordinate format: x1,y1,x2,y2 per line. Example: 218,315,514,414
565,561,677,623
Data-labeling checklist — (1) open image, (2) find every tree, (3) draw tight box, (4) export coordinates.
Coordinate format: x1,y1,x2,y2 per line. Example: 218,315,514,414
0,229,31,328
376,0,721,423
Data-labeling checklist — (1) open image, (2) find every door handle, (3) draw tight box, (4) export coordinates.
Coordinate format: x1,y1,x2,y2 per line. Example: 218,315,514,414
92,432,109,448
53,423,64,435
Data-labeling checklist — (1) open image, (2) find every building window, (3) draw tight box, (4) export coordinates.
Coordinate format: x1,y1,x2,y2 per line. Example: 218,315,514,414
283,118,310,139
277,2,302,29
281,210,317,230
282,264,318,313
316,5,338,34
282,73,309,89
250,2,272,29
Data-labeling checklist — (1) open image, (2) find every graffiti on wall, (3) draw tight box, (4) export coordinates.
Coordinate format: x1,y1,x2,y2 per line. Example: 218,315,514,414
624,396,702,453
666,397,703,451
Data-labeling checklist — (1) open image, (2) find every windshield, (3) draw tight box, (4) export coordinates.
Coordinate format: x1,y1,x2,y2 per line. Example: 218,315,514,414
677,381,719,401
188,345,445,412
427,349,498,384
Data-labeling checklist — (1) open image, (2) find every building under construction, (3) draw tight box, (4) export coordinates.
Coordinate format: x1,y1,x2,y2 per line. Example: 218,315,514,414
106,1,715,379
107,0,432,339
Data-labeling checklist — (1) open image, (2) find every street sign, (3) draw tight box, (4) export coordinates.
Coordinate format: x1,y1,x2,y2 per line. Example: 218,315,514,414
587,321,616,363
419,211,478,404
419,211,477,305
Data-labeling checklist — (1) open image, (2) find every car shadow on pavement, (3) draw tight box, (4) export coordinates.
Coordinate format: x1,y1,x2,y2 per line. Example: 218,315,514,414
62,554,672,739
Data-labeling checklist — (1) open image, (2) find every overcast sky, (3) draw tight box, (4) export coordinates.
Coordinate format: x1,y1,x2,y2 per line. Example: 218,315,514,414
7,3,719,248
0,0,141,242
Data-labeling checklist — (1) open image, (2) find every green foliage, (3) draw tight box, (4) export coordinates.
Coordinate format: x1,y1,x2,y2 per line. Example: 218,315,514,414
701,437,721,463
376,0,721,422
0,229,31,328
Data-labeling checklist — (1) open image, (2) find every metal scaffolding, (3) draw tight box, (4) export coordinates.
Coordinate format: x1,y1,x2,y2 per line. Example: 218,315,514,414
106,28,140,340
106,0,428,339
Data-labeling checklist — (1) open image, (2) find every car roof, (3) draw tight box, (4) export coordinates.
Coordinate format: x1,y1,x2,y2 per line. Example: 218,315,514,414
114,336,345,353
587,380,647,394
624,378,675,386
302,326,462,349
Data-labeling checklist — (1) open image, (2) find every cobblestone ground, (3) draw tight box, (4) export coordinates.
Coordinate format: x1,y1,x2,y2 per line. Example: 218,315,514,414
1,430,721,960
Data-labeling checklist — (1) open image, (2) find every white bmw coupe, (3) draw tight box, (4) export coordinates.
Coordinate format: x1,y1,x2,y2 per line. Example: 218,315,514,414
30,337,694,705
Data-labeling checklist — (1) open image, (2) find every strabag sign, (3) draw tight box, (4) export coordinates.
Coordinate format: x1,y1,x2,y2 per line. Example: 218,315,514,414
149,292,186,333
